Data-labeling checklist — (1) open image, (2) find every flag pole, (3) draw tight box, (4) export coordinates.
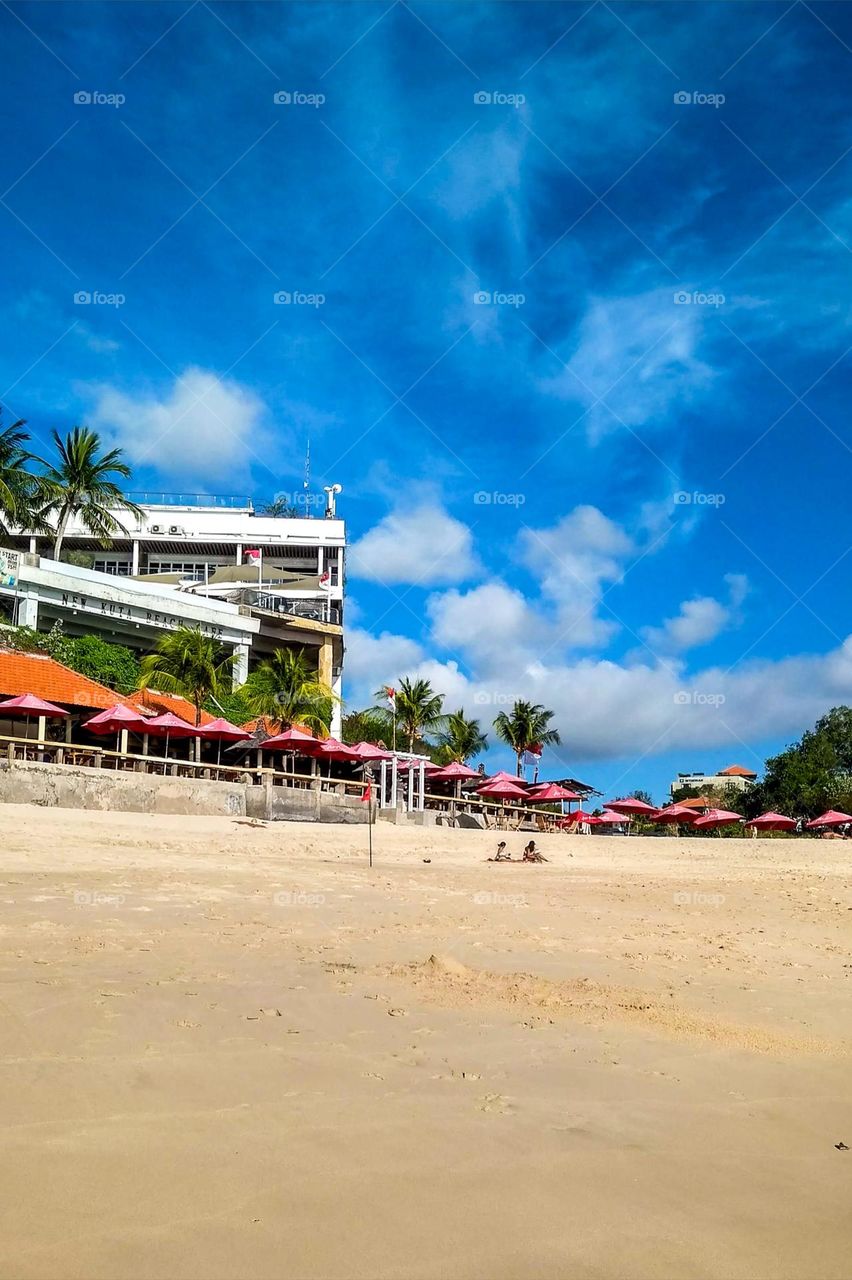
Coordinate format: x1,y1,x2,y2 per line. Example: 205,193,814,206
368,794,373,868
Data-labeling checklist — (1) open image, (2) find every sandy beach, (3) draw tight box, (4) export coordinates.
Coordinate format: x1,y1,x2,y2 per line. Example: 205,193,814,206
1,804,850,1280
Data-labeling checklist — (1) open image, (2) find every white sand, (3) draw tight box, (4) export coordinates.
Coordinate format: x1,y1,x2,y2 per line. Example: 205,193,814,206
1,804,850,1279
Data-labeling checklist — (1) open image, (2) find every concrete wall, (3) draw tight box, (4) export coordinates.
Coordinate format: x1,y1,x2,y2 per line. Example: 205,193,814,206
0,760,371,823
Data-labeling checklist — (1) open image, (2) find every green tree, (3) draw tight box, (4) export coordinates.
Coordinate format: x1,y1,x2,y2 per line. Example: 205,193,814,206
260,495,299,517
40,426,143,561
64,634,141,695
435,709,488,763
493,699,561,775
242,647,337,734
378,677,445,752
139,627,237,725
748,706,852,819
0,417,52,542
341,707,392,746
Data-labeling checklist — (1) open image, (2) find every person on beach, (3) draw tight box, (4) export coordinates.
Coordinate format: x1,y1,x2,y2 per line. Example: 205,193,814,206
522,840,547,862
488,841,511,861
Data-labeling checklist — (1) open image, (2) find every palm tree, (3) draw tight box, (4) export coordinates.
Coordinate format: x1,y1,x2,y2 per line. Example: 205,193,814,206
377,676,445,752
243,647,338,735
435,709,488,763
493,699,561,776
40,426,143,561
139,627,237,726
0,417,52,541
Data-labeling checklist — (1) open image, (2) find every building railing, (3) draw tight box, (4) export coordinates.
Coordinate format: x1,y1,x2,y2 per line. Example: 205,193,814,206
125,493,254,509
254,598,341,625
0,734,560,822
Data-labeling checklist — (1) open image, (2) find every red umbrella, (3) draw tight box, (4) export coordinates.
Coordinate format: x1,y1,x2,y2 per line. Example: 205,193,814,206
430,761,481,781
83,703,151,753
526,782,579,803
806,809,852,829
261,727,319,752
745,811,796,832
199,717,250,765
484,770,529,787
650,803,699,824
477,779,528,800
527,782,580,800
606,796,657,816
561,808,596,824
144,711,198,768
313,736,360,761
597,808,632,824
347,741,393,762
0,693,69,717
692,808,743,829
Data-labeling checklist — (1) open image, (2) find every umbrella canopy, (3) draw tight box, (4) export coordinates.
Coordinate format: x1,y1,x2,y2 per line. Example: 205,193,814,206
650,803,699,824
526,782,580,803
477,779,528,800
261,727,319,752
745,811,796,831
144,712,199,738
597,808,632,823
199,718,251,743
312,736,360,761
806,809,852,829
483,770,529,787
692,808,743,829
83,703,150,734
605,796,657,815
430,761,481,781
346,741,393,761
0,693,69,717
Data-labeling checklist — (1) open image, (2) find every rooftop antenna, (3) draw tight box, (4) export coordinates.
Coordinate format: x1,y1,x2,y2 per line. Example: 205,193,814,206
304,439,310,493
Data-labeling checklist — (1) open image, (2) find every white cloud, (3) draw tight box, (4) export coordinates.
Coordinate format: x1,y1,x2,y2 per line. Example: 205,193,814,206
80,367,272,483
347,503,480,586
540,288,715,441
642,574,749,656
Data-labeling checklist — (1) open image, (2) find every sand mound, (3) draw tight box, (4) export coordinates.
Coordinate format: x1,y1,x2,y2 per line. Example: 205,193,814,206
384,955,847,1058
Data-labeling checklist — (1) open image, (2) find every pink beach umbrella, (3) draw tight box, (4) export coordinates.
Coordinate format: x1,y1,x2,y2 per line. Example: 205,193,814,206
144,711,199,768
0,693,69,743
261,727,319,752
806,809,852,829
526,782,580,802
83,702,151,752
605,796,658,816
483,770,530,787
650,803,699,825
597,808,633,824
692,808,743,830
347,741,394,762
744,811,796,833
199,717,250,765
430,761,481,780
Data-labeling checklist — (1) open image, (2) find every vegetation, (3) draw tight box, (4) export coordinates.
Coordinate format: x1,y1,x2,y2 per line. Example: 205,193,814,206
746,706,852,819
0,417,52,541
376,676,446,752
139,627,237,725
40,427,143,561
242,647,337,735
493,699,561,776
434,709,488,764
341,707,392,747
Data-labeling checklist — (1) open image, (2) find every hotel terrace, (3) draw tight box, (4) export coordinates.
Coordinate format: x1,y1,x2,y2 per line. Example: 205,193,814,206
0,489,345,734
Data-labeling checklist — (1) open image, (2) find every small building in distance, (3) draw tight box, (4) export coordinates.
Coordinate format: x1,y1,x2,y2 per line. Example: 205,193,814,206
670,763,758,800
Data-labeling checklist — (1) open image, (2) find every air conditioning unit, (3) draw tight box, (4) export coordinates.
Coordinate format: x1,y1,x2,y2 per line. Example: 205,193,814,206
168,525,185,536
149,524,165,534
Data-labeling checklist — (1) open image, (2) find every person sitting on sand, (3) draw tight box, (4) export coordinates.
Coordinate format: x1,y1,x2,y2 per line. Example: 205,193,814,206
488,841,511,862
522,840,548,863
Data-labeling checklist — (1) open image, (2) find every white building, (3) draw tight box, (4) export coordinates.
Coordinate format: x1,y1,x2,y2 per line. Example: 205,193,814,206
670,764,758,798
0,489,346,733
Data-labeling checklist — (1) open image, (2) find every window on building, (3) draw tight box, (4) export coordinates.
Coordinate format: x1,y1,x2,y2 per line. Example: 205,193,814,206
92,559,132,575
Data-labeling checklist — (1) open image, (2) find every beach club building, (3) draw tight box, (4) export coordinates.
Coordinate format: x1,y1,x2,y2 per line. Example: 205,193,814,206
0,491,346,734
669,763,758,799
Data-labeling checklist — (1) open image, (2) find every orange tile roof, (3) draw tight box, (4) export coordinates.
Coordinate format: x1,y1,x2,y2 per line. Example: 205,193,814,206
678,795,711,809
718,764,757,777
0,648,136,712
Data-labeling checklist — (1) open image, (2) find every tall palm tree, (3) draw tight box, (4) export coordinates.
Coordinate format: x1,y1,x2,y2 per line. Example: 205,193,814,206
436,709,488,763
493,699,561,776
40,427,143,561
243,647,338,735
341,707,392,746
139,627,237,726
377,676,445,752
0,417,52,541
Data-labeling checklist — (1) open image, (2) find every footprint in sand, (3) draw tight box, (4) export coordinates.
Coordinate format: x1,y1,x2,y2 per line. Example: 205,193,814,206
477,1093,513,1114
176,1019,200,1029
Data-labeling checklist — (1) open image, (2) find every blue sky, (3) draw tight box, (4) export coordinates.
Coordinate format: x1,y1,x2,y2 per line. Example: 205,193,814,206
3,0,852,800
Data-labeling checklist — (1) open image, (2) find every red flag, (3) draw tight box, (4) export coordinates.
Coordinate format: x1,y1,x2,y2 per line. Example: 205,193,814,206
360,782,372,803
